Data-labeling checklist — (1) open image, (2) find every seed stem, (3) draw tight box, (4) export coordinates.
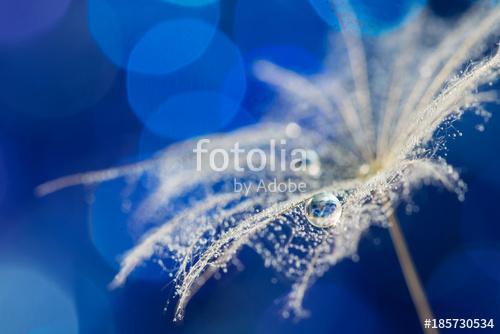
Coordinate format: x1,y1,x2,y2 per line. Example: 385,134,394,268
387,213,439,334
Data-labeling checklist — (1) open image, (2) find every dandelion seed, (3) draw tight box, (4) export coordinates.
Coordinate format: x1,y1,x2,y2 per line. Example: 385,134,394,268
37,0,500,328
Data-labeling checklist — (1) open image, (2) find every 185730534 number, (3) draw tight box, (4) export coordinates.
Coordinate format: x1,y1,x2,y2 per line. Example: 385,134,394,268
424,318,494,329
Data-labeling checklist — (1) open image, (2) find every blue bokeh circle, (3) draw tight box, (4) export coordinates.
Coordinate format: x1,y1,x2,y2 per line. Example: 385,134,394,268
127,26,246,140
88,0,220,73
0,266,79,334
128,19,218,75
309,0,426,35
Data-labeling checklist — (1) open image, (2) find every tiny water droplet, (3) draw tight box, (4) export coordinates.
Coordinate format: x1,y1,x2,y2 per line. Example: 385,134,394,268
358,163,370,176
285,122,302,138
294,150,321,177
305,192,342,228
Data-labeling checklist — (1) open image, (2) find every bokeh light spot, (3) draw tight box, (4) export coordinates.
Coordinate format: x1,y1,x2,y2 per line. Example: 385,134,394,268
309,0,426,35
146,91,241,139
88,0,219,73
0,266,78,334
128,19,217,75
127,28,246,140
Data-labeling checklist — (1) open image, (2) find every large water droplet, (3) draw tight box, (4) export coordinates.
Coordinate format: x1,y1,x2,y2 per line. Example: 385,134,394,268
305,192,342,228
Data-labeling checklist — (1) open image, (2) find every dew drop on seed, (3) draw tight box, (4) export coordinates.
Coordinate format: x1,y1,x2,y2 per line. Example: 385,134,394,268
358,163,370,176
285,122,301,138
294,149,321,177
305,192,342,228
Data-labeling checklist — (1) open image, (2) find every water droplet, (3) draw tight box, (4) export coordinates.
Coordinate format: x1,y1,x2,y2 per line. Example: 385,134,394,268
285,122,302,138
294,150,321,177
305,192,342,228
358,164,370,176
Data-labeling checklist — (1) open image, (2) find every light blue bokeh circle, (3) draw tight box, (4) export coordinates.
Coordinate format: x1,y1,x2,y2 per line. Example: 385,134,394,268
309,0,427,35
127,25,246,140
0,266,79,334
88,0,220,74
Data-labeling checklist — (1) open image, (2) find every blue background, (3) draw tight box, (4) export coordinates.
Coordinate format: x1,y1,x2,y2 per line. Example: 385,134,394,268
0,0,499,333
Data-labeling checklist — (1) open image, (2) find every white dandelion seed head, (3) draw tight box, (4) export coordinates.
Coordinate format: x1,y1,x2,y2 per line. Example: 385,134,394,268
37,1,500,321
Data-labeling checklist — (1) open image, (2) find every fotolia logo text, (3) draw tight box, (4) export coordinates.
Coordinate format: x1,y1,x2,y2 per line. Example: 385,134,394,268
193,138,318,174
